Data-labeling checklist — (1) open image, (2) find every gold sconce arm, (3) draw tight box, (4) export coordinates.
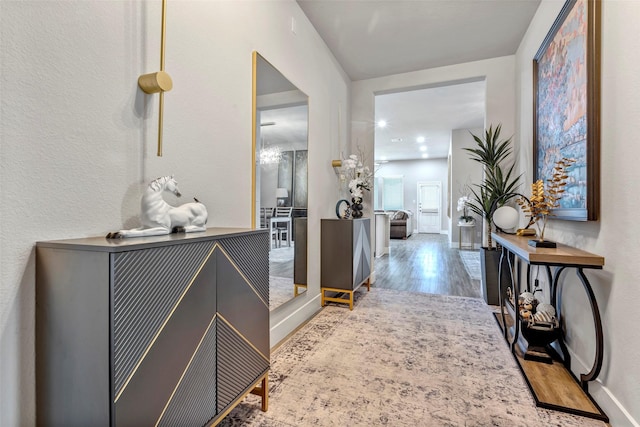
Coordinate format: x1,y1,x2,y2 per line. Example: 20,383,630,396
138,0,171,157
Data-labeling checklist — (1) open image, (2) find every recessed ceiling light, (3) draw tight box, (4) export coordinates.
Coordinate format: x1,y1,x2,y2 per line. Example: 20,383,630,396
377,120,387,128
422,153,429,159
420,146,427,152
416,136,425,143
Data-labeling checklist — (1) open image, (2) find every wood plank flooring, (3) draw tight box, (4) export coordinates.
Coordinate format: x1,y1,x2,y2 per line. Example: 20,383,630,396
373,233,481,298
496,312,608,421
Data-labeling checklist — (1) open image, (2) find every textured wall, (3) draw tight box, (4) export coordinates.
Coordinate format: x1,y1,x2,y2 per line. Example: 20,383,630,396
450,128,483,246
0,1,349,424
515,1,640,424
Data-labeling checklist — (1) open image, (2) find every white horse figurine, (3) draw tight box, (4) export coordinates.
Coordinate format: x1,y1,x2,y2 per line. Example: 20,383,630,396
107,175,208,239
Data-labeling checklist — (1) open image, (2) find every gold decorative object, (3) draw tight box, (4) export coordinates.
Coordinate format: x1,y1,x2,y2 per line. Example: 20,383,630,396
517,158,576,242
516,228,536,236
138,0,172,157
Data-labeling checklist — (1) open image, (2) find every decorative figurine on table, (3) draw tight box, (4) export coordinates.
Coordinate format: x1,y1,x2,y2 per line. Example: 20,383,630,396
106,175,208,239
516,158,576,247
518,290,560,363
335,199,352,219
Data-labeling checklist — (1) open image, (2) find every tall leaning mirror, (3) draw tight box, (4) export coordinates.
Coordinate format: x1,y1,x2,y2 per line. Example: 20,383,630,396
252,52,308,311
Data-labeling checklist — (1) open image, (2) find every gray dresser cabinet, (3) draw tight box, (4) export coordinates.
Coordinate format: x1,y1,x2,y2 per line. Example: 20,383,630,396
320,218,371,310
293,217,307,295
36,228,269,426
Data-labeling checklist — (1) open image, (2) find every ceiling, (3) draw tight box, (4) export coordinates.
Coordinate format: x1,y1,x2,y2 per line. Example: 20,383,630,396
296,0,541,161
374,80,486,162
260,105,308,151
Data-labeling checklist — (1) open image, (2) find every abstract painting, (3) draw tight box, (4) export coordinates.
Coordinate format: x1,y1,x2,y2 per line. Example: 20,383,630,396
533,0,600,221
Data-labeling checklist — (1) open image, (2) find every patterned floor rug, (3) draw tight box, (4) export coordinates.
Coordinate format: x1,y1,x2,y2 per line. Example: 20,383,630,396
269,245,295,310
459,249,481,281
219,288,605,426
269,244,294,263
269,275,295,310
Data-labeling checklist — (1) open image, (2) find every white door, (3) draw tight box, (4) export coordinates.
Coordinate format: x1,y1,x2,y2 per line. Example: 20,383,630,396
417,181,441,234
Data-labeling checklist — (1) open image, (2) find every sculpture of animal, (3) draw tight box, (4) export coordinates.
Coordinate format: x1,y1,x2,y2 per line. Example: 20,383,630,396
106,175,208,239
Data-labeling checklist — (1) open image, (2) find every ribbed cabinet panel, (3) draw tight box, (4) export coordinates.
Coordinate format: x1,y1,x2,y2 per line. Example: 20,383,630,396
36,228,268,426
218,234,269,305
217,319,269,413
157,319,217,427
112,241,215,397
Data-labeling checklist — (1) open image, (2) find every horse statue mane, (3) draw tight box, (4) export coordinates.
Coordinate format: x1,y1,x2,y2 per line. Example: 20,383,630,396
106,175,208,239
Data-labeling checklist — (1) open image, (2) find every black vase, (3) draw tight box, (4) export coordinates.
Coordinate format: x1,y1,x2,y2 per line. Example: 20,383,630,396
350,197,363,218
480,248,512,306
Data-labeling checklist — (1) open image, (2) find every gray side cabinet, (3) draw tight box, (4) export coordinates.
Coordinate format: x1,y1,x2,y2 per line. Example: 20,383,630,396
36,228,269,426
293,217,307,296
320,218,371,310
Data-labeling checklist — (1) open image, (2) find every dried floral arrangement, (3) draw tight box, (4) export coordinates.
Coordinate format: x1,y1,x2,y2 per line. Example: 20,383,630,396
517,157,576,243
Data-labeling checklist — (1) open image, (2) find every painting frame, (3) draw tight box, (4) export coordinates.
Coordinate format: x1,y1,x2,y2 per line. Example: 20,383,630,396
533,0,601,221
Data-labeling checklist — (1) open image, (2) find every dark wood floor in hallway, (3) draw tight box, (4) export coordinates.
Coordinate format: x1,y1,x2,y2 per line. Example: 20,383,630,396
373,233,481,299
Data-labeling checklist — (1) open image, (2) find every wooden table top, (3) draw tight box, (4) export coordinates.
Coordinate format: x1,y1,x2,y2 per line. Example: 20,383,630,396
492,232,605,268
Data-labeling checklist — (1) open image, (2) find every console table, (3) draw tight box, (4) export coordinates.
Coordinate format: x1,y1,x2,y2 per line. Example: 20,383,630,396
36,228,269,426
492,232,607,422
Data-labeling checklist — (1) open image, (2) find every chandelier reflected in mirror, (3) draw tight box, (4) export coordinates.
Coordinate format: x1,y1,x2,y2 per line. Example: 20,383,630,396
259,121,282,164
259,145,282,164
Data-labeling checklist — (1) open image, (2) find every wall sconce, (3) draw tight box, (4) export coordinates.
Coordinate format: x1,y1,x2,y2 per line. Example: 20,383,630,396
332,159,342,176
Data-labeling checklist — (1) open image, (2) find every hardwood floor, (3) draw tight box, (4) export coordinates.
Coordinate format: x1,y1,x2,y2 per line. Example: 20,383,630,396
373,233,481,299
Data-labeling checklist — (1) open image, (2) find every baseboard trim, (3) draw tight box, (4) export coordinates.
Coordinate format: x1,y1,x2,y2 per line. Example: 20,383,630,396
565,345,639,426
269,294,322,349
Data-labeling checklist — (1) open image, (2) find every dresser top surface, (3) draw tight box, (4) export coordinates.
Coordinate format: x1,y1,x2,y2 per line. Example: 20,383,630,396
37,227,265,252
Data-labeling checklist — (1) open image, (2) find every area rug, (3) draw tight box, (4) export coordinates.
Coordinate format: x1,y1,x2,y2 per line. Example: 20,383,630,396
269,275,294,310
218,289,605,426
459,249,481,281
269,244,294,263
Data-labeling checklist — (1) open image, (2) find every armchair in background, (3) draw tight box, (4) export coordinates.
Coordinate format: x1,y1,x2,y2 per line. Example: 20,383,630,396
389,210,413,239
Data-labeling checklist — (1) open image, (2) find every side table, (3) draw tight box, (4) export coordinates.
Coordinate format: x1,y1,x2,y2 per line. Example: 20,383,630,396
458,222,475,249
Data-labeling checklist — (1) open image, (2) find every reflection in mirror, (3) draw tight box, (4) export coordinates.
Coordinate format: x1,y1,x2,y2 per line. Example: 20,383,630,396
253,52,308,311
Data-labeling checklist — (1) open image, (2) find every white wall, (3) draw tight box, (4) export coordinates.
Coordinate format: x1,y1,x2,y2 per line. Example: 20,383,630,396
0,1,349,424
376,158,448,232
450,128,484,247
515,1,640,424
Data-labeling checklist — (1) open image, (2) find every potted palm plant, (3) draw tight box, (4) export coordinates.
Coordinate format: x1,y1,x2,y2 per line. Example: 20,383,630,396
463,124,521,305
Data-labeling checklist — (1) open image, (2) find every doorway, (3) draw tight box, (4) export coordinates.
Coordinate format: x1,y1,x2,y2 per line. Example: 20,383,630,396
417,181,440,234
